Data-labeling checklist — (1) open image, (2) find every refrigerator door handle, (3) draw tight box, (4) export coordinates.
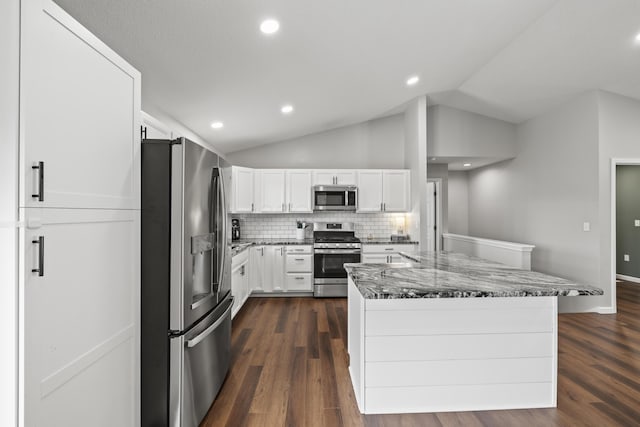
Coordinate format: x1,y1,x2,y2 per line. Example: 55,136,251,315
217,167,227,293
186,297,233,348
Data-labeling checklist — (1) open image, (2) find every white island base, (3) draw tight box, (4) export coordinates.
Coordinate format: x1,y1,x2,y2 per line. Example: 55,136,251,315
347,278,558,414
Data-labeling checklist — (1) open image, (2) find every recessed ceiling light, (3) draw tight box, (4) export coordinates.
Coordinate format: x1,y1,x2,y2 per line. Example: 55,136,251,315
211,121,224,129
635,32,640,43
260,19,280,35
406,75,420,86
430,157,437,161
463,163,472,167
281,104,294,114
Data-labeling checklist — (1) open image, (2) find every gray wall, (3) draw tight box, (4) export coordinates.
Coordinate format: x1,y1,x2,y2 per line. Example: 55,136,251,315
227,114,405,168
467,92,602,313
616,166,640,278
598,92,640,303
427,105,517,159
448,171,469,235
0,0,19,424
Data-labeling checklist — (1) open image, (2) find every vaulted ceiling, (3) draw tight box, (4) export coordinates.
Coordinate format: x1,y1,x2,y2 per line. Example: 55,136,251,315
54,0,640,154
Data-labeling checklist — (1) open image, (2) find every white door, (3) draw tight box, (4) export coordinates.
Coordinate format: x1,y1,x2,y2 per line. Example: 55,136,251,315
256,170,286,213
264,246,284,292
20,0,140,210
249,246,264,291
286,170,312,212
383,170,410,212
312,170,337,186
231,167,254,213
357,170,383,212
426,181,436,251
22,208,139,427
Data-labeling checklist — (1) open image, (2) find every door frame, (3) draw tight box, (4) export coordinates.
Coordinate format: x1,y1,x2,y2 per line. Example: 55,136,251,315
427,178,443,251
610,158,640,314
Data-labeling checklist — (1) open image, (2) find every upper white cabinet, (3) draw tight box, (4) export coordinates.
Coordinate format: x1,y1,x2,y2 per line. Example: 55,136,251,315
286,170,312,213
20,0,140,210
231,166,255,213
255,169,286,213
312,170,357,186
141,111,173,140
232,167,410,214
357,170,410,212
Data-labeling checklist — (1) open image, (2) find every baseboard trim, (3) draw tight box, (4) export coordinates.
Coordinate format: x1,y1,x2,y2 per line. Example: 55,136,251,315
616,274,640,284
595,306,617,314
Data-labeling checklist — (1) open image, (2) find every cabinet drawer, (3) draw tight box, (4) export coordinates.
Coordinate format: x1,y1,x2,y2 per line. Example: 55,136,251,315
285,245,312,254
362,244,417,254
285,254,312,272
362,254,390,263
285,273,313,291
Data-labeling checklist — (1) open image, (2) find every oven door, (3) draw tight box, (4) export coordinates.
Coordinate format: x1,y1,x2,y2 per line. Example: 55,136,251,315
313,250,361,279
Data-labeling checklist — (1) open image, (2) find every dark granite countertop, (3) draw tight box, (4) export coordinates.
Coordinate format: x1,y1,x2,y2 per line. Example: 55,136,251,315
344,251,604,299
230,238,314,256
360,238,419,245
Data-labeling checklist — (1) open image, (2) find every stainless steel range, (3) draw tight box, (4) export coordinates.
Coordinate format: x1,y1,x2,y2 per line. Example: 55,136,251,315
313,222,361,297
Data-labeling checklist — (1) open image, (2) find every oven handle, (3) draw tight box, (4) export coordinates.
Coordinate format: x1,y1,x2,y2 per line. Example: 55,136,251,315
186,297,234,348
314,249,362,254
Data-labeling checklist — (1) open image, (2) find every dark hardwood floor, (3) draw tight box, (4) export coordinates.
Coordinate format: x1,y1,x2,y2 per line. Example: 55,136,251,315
202,282,640,426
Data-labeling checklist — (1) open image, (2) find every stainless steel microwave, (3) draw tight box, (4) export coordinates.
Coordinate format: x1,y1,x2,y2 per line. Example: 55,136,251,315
312,185,357,211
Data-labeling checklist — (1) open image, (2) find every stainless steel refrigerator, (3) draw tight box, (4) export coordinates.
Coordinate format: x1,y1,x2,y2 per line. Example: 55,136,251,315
141,137,233,427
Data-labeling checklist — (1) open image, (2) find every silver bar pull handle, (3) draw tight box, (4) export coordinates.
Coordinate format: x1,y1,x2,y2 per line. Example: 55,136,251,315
186,297,234,348
295,258,304,261
32,161,44,201
251,203,254,212
383,203,386,211
380,202,383,211
282,203,285,212
32,236,44,276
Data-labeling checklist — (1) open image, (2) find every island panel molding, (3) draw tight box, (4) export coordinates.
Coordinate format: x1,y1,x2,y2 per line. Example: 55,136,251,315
442,233,535,270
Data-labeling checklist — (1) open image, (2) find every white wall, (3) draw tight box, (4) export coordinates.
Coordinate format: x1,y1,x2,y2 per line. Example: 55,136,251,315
227,114,405,168
448,171,469,235
597,91,640,311
467,92,603,313
427,105,517,159
0,0,19,425
404,97,428,247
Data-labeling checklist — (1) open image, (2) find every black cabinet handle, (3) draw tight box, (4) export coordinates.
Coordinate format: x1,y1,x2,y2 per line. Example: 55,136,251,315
32,236,44,276
32,161,44,201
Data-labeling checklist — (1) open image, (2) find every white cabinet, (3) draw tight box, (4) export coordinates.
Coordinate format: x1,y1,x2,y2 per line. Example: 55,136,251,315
21,1,140,211
231,250,250,318
312,170,357,186
286,170,312,212
357,170,384,212
264,245,285,292
255,169,286,213
284,245,313,291
362,243,417,263
382,170,411,212
357,170,410,212
141,111,173,140
231,166,255,213
18,2,141,426
249,246,265,291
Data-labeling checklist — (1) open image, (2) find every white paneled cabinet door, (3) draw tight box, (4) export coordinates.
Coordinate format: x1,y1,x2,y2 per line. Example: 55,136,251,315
22,209,138,427
232,166,255,213
312,171,336,185
250,246,265,291
286,170,312,212
264,246,285,292
256,170,286,213
20,0,140,210
357,170,383,212
383,170,410,212
312,170,357,185
335,171,357,185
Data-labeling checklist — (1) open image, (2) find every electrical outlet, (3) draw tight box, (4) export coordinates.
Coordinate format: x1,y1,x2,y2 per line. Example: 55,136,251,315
624,254,630,262
583,222,590,232
635,220,640,227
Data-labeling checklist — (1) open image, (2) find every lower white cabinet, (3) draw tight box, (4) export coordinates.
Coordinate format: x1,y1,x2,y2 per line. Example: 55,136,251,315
249,246,265,291
362,244,417,263
284,245,313,292
264,245,285,292
231,250,250,318
22,208,139,427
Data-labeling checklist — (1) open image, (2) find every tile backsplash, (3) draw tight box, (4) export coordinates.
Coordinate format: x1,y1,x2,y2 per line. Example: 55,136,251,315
233,212,407,240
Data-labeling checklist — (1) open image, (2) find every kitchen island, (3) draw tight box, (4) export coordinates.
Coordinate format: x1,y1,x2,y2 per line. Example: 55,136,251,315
344,251,603,415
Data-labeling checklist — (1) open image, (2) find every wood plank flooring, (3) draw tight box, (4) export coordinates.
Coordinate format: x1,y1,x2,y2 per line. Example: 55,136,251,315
202,282,640,426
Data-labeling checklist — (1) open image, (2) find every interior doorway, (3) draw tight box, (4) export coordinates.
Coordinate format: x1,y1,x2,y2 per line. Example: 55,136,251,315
426,179,442,252
611,159,640,313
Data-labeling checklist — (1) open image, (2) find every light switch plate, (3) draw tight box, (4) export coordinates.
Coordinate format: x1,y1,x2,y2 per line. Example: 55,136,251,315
583,222,590,232
635,220,640,227
624,254,630,262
